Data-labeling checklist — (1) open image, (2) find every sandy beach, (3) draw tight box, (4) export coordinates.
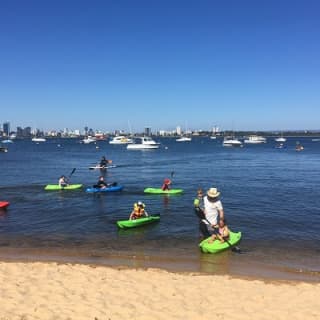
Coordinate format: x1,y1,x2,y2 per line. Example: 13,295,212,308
0,262,319,320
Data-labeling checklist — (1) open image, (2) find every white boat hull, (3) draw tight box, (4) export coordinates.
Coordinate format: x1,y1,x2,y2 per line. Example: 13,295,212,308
176,137,192,142
127,144,159,150
275,137,286,142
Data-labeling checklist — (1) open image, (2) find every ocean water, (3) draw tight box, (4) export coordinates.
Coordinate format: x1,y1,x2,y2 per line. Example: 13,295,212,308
0,137,319,281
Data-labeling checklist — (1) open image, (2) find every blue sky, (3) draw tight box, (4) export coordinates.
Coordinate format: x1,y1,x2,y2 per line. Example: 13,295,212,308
0,0,319,132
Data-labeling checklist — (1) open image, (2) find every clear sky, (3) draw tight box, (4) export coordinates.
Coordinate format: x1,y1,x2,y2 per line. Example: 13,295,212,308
0,0,319,132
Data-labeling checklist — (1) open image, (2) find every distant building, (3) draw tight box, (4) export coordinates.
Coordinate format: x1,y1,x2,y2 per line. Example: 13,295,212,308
3,122,10,136
16,126,32,138
145,127,151,136
176,126,182,135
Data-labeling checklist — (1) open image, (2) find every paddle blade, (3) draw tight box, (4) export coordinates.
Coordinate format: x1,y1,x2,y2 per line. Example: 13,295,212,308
231,246,242,254
170,171,175,178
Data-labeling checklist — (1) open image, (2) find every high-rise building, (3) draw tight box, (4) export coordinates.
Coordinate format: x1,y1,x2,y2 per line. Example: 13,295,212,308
144,127,151,136
176,126,182,136
3,122,10,136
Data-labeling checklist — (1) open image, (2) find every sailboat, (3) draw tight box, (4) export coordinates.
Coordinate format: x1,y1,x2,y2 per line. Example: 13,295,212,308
176,121,192,142
176,136,192,142
275,133,286,142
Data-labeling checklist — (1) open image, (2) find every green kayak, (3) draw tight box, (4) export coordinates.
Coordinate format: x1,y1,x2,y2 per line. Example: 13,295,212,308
117,216,160,229
199,231,242,254
44,184,83,191
144,188,183,194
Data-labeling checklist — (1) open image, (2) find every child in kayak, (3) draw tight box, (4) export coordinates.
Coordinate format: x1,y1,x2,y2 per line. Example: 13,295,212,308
129,201,148,220
161,178,171,191
208,219,230,243
58,175,69,187
94,176,108,189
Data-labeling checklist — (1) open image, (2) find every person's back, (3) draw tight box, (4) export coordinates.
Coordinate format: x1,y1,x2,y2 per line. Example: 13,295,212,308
161,178,171,191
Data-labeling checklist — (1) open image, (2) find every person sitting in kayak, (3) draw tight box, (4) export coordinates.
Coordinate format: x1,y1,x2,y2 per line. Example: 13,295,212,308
208,218,230,244
58,175,69,187
161,178,171,191
94,176,108,189
129,201,148,220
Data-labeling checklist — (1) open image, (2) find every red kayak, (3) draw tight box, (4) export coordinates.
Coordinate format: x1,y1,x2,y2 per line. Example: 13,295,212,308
0,201,10,209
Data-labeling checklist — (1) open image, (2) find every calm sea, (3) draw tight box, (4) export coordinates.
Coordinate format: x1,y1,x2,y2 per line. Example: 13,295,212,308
0,137,319,281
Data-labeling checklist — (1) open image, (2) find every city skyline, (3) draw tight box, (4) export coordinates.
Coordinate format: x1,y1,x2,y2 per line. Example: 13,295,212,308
1,1,320,130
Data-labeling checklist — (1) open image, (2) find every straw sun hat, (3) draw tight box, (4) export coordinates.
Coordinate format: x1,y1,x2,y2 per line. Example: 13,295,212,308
207,187,220,198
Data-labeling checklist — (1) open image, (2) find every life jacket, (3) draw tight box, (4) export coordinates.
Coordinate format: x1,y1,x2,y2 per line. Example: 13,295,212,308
133,203,145,216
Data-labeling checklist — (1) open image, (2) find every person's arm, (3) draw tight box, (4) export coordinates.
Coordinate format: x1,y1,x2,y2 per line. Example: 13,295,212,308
219,209,224,220
129,210,134,220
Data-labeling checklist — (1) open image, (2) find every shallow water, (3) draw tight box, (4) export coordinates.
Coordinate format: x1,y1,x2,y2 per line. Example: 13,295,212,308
0,137,319,281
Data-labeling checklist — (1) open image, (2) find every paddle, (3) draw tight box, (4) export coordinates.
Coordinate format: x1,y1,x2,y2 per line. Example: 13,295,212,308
68,168,76,180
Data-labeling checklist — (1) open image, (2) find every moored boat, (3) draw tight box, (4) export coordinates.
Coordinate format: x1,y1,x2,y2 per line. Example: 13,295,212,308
127,137,160,150
244,135,266,144
32,137,46,142
109,136,133,144
81,136,96,144
176,136,192,142
222,137,242,147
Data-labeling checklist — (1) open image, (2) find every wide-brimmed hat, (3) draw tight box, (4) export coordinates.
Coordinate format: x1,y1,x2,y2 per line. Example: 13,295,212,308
207,187,220,198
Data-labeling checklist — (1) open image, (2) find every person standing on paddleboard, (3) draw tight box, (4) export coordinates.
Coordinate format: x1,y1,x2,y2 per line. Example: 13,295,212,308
202,187,224,236
99,156,111,168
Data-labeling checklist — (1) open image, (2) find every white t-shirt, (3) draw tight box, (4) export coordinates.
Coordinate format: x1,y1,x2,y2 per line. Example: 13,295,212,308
203,196,223,225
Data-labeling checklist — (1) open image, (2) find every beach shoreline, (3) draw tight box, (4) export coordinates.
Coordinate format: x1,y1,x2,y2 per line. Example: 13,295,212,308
0,260,319,320
0,247,319,283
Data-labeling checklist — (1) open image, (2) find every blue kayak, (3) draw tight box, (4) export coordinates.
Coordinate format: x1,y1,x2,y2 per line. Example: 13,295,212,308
86,185,123,193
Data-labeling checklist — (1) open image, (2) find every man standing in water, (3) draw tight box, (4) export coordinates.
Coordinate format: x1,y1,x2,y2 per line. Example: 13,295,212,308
196,187,224,238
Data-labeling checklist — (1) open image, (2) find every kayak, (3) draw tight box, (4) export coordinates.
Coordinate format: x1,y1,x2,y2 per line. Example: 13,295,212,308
89,165,117,170
0,201,10,209
86,185,123,193
44,184,83,190
144,188,183,194
117,215,160,229
199,231,242,254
